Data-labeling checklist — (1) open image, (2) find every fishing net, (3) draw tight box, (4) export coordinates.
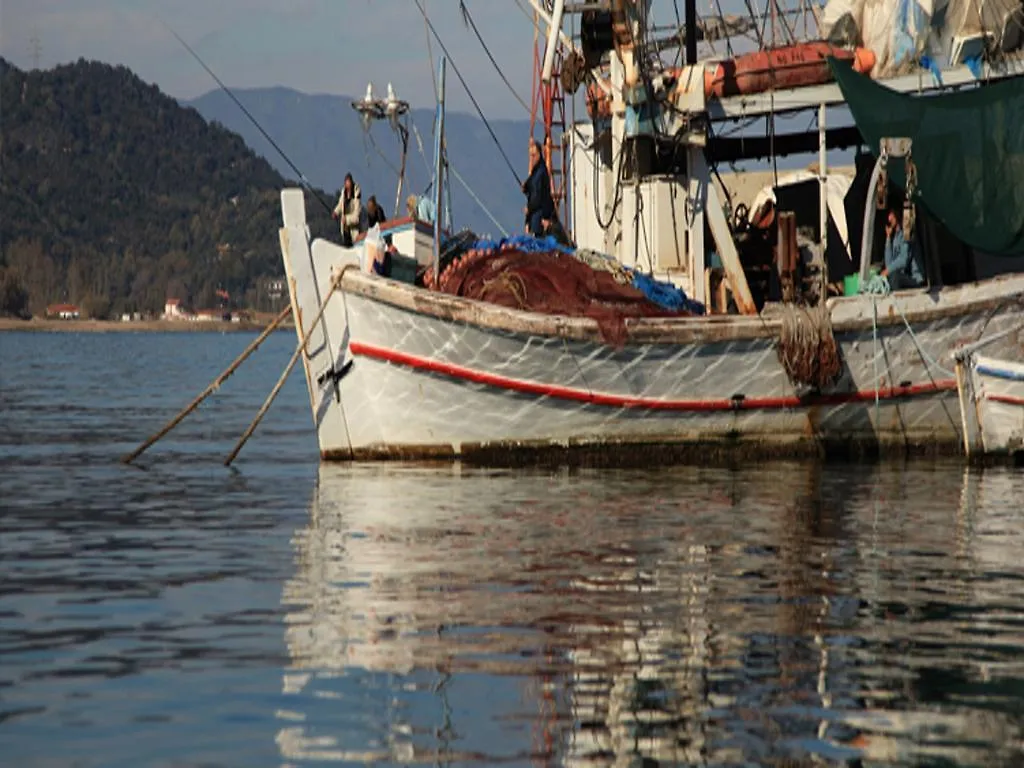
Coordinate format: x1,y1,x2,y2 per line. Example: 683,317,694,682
776,303,844,390
426,245,695,346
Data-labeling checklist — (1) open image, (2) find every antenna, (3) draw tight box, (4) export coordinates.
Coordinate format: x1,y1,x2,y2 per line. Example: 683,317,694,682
30,30,41,70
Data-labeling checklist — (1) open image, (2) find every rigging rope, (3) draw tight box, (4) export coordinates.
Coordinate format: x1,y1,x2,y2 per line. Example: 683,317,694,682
411,122,433,176
413,0,523,187
362,128,402,176
423,0,439,103
160,20,333,214
459,1,531,114
449,162,510,238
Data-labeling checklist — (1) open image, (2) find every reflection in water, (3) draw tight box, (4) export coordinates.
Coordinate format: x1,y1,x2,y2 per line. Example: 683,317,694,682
279,463,1024,765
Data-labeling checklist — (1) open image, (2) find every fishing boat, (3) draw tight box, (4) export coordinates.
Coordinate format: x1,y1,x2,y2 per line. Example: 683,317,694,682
955,325,1024,457
279,0,1024,462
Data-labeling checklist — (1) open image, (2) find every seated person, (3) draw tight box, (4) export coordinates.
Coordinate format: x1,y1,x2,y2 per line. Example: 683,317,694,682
406,194,436,225
541,213,574,248
371,233,395,278
883,208,925,290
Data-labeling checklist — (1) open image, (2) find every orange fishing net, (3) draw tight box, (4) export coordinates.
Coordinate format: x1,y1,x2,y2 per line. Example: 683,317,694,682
426,247,693,345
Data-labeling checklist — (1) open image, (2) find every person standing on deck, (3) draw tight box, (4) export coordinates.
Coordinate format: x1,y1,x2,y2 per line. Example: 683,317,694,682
365,195,387,228
522,139,555,237
882,208,925,290
332,173,365,247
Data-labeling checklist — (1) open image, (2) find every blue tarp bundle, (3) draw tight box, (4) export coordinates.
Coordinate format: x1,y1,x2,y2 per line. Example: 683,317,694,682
630,271,706,315
469,233,576,256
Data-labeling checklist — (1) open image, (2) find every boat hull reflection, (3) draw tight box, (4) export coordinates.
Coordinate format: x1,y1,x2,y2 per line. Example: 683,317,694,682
278,463,1024,765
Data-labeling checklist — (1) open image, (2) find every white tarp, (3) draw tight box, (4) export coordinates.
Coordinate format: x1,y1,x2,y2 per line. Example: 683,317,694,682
750,170,855,259
822,0,1024,77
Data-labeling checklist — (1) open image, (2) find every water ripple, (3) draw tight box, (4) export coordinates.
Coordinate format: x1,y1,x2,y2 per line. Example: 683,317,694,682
3,333,1024,765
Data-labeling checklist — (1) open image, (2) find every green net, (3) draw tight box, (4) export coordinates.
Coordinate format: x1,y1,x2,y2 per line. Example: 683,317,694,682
831,60,1024,256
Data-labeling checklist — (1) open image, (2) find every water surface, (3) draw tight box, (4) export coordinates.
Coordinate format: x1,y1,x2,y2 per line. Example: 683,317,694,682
2,331,1024,766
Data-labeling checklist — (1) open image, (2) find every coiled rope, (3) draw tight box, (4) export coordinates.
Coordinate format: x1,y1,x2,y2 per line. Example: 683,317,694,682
777,302,843,390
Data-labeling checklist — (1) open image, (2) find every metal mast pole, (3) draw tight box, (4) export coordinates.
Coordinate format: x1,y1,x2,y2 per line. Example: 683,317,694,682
432,57,446,283
685,0,698,64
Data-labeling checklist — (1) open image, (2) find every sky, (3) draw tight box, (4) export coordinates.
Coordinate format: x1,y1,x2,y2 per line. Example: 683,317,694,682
0,0,552,119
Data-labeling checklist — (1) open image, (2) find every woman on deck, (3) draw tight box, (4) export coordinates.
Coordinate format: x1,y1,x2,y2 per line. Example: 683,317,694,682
522,139,555,237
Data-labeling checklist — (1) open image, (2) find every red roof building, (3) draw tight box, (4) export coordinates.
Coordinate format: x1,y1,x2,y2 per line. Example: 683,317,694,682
46,304,80,319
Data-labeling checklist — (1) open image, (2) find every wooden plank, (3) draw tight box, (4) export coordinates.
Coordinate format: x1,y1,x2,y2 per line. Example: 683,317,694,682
706,183,757,315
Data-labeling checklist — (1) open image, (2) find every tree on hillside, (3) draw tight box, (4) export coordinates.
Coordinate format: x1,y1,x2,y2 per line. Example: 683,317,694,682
81,294,111,320
0,267,31,319
2,239,62,315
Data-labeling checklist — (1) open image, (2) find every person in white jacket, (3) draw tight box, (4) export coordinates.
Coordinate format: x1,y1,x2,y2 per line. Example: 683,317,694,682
332,173,366,247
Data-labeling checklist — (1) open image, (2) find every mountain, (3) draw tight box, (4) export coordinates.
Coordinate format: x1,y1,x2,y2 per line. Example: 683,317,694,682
0,58,331,318
186,86,532,239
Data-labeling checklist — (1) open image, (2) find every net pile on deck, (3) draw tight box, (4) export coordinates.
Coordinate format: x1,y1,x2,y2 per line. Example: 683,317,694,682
425,234,701,345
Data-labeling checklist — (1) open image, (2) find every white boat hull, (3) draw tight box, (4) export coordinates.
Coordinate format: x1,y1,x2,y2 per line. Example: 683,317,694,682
958,353,1024,457
279,191,1024,462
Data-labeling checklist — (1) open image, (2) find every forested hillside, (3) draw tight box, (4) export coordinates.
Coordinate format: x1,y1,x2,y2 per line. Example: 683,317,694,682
0,58,330,318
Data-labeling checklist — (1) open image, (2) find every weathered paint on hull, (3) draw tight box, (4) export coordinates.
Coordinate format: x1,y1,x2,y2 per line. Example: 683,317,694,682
279,192,1024,464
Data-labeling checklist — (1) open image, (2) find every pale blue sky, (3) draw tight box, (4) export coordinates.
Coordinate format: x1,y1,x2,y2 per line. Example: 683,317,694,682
0,0,549,118
1,1,813,119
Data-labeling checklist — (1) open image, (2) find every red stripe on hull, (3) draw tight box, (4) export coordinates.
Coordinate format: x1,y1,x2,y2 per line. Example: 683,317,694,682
986,393,1024,407
349,341,956,411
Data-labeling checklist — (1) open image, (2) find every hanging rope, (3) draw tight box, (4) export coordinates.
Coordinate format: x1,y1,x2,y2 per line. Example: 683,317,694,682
413,0,523,187
161,20,333,214
872,297,880,426
361,127,402,176
449,162,510,237
411,122,433,176
777,303,843,390
459,1,531,114
423,0,438,103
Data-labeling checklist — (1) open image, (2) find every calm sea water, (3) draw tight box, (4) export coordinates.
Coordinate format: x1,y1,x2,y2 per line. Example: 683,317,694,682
2,330,1024,767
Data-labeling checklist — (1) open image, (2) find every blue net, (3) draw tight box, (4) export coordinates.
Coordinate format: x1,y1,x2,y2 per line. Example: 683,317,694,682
631,271,706,315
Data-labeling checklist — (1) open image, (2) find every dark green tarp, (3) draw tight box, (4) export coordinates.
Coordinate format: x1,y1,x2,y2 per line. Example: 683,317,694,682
830,60,1024,256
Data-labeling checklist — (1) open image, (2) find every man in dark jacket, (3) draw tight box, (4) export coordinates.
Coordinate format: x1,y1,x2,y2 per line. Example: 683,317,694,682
522,139,555,237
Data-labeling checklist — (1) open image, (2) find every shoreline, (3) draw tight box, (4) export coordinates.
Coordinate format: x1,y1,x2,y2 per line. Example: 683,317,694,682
0,317,294,333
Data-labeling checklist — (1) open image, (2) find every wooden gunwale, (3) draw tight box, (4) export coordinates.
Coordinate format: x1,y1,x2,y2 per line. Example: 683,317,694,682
336,268,1024,346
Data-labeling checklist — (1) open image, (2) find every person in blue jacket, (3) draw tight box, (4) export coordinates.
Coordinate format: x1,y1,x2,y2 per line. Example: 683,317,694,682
883,208,925,290
522,139,555,237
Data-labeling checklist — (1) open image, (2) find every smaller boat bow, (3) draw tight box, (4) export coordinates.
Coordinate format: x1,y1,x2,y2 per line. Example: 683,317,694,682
955,325,1024,457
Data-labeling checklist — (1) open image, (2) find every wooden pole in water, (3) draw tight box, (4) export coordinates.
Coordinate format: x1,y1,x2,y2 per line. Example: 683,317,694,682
223,340,305,467
223,267,350,466
120,305,292,465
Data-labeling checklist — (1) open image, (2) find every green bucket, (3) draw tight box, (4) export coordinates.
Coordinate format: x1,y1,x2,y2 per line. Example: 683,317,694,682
843,273,860,296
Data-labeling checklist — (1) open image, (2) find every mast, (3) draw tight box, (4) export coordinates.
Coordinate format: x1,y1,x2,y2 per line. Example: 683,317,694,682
685,0,698,64
432,57,446,284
